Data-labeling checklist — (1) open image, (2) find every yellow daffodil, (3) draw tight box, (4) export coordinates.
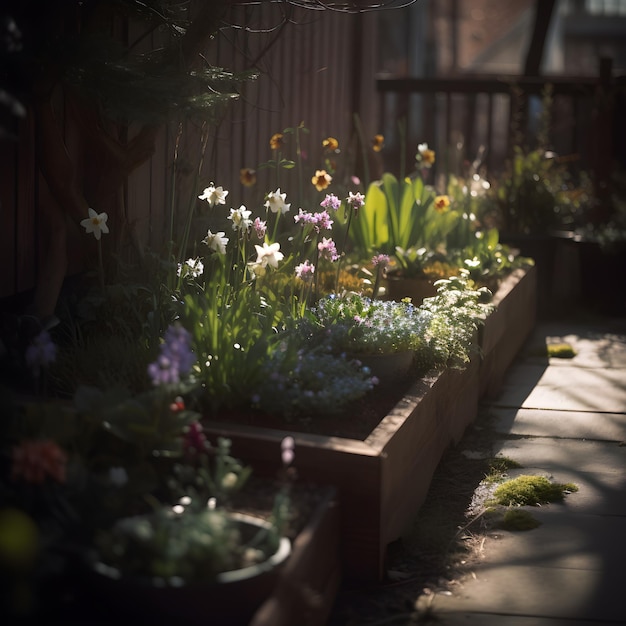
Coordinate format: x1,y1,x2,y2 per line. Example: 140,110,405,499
372,134,384,152
434,195,451,212
312,169,332,191
269,133,284,151
322,137,339,152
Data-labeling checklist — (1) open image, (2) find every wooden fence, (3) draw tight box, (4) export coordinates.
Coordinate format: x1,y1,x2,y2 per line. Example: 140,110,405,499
0,3,379,303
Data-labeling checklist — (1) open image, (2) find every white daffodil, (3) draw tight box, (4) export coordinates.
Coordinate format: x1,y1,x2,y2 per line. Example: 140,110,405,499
254,242,284,269
177,257,205,277
202,230,229,254
80,208,109,240
264,188,291,214
198,184,228,207
228,205,253,232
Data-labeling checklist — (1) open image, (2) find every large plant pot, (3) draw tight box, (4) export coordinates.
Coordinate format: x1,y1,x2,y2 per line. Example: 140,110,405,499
353,350,415,387
384,275,438,304
577,238,626,316
202,268,535,582
500,231,578,318
82,513,291,626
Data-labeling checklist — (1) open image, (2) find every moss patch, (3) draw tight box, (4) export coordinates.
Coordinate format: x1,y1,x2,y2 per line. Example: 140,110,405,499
490,475,578,506
546,342,577,358
498,509,541,531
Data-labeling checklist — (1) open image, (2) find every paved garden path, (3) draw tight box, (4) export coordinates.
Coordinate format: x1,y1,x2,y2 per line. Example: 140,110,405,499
429,313,626,625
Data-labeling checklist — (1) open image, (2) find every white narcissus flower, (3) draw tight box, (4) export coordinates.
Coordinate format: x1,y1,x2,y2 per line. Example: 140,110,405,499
198,184,228,207
264,188,291,214
80,208,109,240
177,257,205,277
254,242,284,269
202,230,229,254
228,205,253,232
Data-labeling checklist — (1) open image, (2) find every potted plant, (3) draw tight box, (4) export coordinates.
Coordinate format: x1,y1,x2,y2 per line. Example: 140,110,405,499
485,85,592,315
349,140,528,304
295,292,433,385
81,436,293,626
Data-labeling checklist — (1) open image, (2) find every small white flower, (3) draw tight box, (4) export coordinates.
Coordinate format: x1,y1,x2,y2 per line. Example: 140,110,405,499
177,257,204,277
264,188,291,214
228,205,253,232
108,466,128,487
202,230,229,254
198,184,228,207
254,242,284,269
80,208,109,240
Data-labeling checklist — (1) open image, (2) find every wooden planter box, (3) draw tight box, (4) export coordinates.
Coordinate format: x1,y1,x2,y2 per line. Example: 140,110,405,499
204,267,536,582
478,265,537,399
250,486,341,626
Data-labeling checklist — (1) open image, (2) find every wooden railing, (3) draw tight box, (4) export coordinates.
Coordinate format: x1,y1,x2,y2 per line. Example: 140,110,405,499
375,58,622,191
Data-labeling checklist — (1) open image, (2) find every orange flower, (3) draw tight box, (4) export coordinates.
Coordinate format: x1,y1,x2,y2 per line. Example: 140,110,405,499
240,168,257,187
311,169,332,191
322,137,339,152
372,134,384,152
434,195,451,212
11,440,67,484
269,133,284,151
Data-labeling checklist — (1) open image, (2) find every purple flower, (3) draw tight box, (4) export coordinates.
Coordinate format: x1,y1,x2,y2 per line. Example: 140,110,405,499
295,261,315,282
148,324,195,385
25,330,57,372
320,194,341,211
294,209,333,233
252,217,267,240
372,254,390,268
318,237,339,261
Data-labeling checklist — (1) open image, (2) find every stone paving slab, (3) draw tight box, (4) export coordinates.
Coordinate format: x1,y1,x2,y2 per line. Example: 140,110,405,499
489,406,626,442
490,364,626,412
429,562,625,623
522,327,626,370
469,509,626,571
492,437,626,476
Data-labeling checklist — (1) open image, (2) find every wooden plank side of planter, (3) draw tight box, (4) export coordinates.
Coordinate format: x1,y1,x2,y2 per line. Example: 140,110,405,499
250,487,341,626
479,266,537,399
377,372,448,549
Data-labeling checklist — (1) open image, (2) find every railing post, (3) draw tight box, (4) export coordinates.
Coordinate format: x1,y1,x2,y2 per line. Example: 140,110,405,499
590,56,614,224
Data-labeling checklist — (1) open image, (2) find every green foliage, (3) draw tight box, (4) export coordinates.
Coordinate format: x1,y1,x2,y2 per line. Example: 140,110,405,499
351,173,448,254
489,86,591,235
499,508,541,531
181,264,280,415
491,475,578,507
418,273,494,370
73,383,199,457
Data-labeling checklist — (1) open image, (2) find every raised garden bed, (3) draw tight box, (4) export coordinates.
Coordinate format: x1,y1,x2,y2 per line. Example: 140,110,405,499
203,267,536,582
